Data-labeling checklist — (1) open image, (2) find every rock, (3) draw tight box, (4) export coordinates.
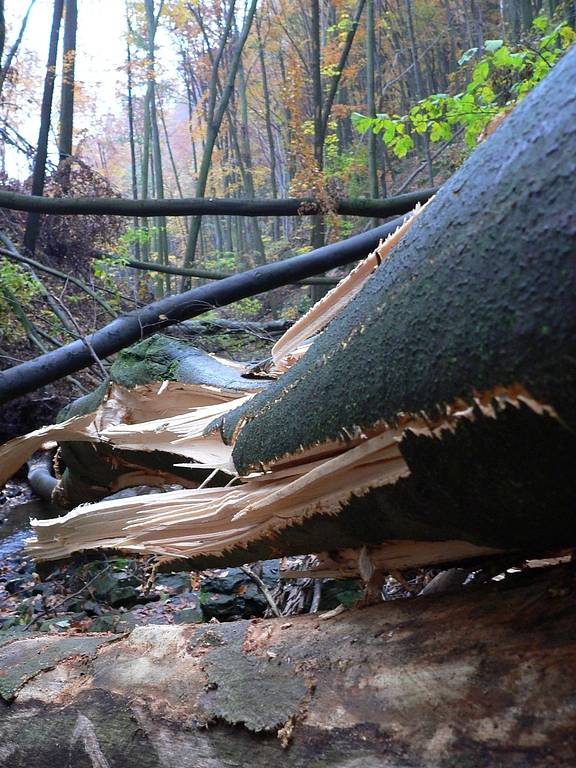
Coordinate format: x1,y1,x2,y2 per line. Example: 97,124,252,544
174,606,203,624
155,572,190,595
89,614,119,633
108,585,141,608
200,561,280,622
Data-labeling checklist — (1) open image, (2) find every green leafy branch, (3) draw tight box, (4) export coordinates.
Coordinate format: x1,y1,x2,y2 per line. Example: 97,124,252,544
352,15,575,158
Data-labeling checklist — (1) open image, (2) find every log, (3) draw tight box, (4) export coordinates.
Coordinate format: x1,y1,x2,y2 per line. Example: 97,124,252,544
0,186,436,218
0,565,575,766
189,45,576,567
0,215,405,406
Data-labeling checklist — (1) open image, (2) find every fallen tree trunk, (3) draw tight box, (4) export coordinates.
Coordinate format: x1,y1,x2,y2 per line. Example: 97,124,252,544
4,51,575,576
123,257,340,286
0,215,404,405
0,186,436,218
0,566,575,767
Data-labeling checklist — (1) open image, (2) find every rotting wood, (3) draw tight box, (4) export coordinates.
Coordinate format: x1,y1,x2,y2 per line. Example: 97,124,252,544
0,565,575,767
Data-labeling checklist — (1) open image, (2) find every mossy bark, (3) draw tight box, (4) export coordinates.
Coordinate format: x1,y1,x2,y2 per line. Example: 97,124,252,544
187,48,576,567
223,49,576,469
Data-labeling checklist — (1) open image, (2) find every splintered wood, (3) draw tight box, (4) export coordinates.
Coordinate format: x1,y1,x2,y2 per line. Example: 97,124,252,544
25,385,552,567
270,199,430,372
0,202,556,572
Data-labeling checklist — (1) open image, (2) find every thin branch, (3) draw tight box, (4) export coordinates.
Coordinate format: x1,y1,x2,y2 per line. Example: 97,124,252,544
240,564,282,618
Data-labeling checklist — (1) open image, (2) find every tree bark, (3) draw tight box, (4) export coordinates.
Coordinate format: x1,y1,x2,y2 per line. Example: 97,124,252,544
255,17,280,240
57,0,77,164
144,0,169,291
125,4,141,260
366,0,379,226
0,566,575,767
0,0,4,66
404,0,434,185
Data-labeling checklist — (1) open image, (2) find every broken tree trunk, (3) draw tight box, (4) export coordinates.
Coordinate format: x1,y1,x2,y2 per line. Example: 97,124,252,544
3,51,576,578
0,566,575,767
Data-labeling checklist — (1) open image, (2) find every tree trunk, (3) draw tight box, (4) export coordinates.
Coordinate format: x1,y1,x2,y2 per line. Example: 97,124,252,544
256,17,280,241
0,566,575,767
186,46,576,572
0,0,4,66
0,187,435,217
404,0,434,185
182,0,258,280
23,0,63,255
366,0,379,227
238,60,266,267
57,0,77,165
125,5,141,260
144,0,170,292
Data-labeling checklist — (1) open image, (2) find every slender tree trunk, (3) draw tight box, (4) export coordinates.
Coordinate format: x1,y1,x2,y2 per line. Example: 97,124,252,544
404,0,434,185
145,0,169,293
310,0,325,264
23,0,63,255
238,61,266,266
159,100,188,240
256,16,280,241
58,0,77,165
140,87,151,264
182,0,258,284
0,0,4,66
125,5,141,261
366,0,379,227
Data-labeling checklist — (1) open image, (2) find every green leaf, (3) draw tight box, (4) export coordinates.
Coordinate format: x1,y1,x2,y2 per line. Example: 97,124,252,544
532,15,548,32
351,112,374,133
492,45,514,67
472,60,490,84
383,121,396,142
394,134,414,158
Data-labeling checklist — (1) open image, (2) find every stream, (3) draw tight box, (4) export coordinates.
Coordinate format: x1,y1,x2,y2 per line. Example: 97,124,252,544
0,483,292,632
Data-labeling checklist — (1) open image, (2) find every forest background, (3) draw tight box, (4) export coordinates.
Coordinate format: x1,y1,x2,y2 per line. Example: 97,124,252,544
0,0,574,398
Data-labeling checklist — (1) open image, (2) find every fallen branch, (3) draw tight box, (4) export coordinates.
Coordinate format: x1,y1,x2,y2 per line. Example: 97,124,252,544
240,565,282,618
124,258,340,286
0,187,437,218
